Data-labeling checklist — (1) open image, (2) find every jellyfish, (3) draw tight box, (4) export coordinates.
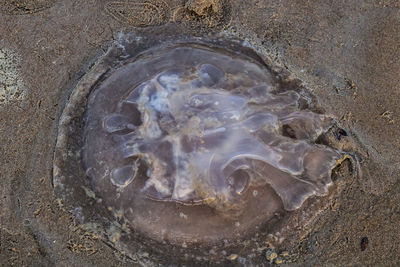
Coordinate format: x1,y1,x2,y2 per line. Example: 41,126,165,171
77,44,342,245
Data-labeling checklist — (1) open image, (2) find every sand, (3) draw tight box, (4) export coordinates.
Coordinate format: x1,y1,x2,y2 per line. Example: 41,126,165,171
0,0,399,265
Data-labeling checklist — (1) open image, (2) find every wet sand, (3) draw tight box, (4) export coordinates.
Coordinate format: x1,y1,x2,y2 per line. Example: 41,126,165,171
0,0,399,265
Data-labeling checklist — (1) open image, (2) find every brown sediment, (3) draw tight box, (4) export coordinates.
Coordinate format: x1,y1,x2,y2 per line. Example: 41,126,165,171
0,0,399,266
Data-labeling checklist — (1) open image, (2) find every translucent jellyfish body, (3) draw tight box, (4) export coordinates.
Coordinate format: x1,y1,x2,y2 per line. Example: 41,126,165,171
79,44,342,244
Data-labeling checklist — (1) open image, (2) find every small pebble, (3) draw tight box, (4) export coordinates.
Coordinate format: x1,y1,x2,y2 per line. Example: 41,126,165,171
267,252,278,262
228,254,238,260
360,237,369,251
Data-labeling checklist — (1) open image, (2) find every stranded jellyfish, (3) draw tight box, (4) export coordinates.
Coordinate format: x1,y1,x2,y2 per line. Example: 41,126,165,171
54,35,349,262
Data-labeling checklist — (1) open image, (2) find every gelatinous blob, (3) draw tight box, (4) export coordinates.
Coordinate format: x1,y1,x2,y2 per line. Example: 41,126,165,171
82,44,342,243
111,164,137,187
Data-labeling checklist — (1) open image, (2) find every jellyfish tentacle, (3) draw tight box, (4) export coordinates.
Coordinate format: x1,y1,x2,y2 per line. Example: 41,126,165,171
280,111,333,141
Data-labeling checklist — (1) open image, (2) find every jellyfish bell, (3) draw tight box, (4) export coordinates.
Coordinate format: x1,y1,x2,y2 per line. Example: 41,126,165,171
83,43,342,242
53,32,350,263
